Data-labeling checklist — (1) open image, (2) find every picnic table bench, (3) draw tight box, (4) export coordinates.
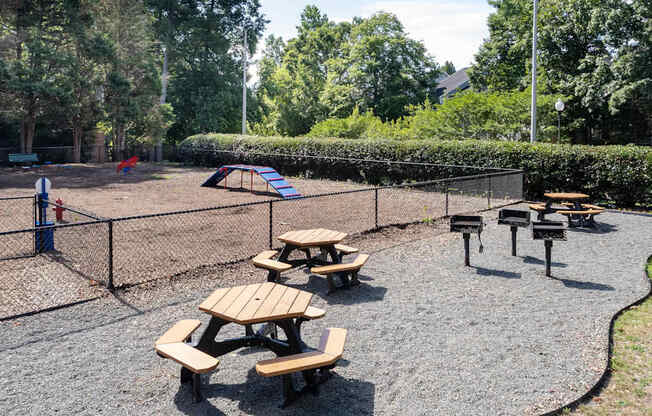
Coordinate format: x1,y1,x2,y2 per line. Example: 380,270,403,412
8,153,38,165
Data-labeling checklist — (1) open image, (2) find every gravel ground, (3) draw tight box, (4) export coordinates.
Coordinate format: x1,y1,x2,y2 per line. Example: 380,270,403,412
1,206,649,415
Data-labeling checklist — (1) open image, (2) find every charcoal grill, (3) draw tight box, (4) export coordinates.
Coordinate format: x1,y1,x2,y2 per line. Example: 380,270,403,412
532,221,567,276
498,209,531,256
450,215,484,266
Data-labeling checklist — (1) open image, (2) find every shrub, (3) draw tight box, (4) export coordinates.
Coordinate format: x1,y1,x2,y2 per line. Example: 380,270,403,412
179,134,652,207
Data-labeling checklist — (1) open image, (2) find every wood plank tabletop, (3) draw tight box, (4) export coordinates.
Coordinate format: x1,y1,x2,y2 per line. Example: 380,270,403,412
199,282,314,324
544,192,589,200
277,228,347,247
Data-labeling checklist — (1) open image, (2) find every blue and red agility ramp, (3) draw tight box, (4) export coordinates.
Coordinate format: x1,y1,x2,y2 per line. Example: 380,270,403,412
202,165,301,199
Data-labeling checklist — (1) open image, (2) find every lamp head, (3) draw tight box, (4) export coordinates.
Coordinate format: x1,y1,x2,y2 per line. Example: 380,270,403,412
555,98,565,112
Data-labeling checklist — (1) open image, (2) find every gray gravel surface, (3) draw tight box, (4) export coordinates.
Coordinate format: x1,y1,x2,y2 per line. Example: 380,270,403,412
1,205,650,415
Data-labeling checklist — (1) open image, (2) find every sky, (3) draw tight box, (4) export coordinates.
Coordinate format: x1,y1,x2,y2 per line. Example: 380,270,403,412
253,0,494,79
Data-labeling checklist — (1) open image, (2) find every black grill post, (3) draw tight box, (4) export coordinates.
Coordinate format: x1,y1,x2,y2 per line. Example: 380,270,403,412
450,215,484,267
498,209,531,257
33,194,37,255
108,220,114,290
532,221,567,277
268,200,273,249
545,240,553,276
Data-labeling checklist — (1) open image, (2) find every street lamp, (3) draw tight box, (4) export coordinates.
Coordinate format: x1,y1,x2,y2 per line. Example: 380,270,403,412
555,98,564,142
530,0,538,143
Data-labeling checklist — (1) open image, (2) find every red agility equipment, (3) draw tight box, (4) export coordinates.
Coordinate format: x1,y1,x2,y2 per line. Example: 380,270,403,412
116,156,139,173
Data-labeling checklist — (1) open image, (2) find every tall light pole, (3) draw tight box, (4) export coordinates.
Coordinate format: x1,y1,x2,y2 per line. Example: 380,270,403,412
530,0,538,143
242,29,247,135
555,98,565,142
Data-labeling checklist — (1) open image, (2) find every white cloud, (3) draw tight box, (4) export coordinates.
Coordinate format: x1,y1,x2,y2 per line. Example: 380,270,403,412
363,1,493,68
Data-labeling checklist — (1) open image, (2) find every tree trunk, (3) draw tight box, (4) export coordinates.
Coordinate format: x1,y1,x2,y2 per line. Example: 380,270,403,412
155,43,169,162
21,108,36,153
72,125,82,163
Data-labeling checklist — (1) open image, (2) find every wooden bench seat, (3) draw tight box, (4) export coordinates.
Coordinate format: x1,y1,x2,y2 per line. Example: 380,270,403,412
334,244,358,256
155,319,201,345
311,254,369,294
555,209,603,216
528,203,546,211
252,250,292,282
303,306,326,320
561,202,604,211
257,327,346,376
256,327,346,407
155,320,219,402
256,327,346,377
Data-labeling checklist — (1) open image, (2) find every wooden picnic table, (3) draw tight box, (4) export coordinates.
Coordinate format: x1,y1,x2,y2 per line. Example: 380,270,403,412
276,228,347,267
537,192,601,227
189,282,324,403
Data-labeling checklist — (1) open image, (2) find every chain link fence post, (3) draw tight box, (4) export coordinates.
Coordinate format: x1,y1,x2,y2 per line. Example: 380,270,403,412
487,176,492,208
445,184,449,217
374,188,379,229
268,200,273,249
108,220,114,290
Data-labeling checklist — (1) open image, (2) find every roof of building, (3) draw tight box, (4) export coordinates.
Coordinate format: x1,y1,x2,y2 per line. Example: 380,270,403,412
437,67,470,95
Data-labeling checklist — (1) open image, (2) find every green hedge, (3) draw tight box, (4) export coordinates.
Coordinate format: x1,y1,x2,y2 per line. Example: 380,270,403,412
179,134,652,207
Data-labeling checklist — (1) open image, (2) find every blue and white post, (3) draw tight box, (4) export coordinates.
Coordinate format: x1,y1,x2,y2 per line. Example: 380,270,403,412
35,177,54,252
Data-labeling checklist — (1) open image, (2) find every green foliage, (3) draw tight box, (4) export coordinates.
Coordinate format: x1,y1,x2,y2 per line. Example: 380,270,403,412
255,6,440,136
308,90,564,142
307,108,386,139
471,0,652,145
179,134,652,207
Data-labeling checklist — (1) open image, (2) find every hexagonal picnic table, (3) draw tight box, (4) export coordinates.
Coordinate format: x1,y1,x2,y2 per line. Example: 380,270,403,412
276,228,347,267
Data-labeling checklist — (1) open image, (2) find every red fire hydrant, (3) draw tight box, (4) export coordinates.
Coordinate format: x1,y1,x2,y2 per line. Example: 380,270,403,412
52,198,65,222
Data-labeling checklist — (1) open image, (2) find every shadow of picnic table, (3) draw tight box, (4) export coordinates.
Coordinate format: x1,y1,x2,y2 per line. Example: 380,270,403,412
174,366,375,416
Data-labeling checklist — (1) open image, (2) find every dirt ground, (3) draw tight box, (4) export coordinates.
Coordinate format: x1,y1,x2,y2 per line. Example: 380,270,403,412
0,163,518,319
0,163,369,217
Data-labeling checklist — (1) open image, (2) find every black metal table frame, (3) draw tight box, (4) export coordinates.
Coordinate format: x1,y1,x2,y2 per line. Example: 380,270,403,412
182,315,333,406
277,243,341,268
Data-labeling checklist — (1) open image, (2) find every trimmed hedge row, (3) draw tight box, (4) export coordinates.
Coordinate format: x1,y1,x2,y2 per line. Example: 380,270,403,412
179,134,652,207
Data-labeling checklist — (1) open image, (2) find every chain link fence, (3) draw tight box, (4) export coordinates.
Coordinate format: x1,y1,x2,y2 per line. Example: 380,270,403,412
0,158,523,319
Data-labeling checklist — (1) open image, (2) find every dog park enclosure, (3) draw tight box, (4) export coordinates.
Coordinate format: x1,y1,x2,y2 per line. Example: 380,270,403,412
0,153,523,319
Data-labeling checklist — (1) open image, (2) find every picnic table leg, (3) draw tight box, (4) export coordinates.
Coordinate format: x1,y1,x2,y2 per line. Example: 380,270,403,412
324,245,340,264
274,319,311,407
278,244,296,263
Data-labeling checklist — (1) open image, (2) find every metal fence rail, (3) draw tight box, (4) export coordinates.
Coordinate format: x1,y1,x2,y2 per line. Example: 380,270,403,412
0,158,523,319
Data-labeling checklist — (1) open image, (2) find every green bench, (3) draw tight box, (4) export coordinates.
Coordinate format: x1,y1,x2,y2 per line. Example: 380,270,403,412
8,153,38,165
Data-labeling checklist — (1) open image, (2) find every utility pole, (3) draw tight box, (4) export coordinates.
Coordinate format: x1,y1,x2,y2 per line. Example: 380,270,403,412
242,29,247,135
530,0,538,143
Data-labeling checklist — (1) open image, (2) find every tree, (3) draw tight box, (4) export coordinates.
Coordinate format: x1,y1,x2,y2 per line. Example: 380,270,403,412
471,0,652,144
442,61,456,75
97,0,160,160
163,0,266,141
0,0,85,153
255,7,440,136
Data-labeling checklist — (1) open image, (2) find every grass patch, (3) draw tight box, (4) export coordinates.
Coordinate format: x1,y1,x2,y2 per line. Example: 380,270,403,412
563,256,652,415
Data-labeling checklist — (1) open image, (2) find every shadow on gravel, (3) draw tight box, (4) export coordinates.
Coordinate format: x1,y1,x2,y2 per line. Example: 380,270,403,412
567,222,618,234
548,276,615,291
284,274,388,305
473,266,521,279
174,367,375,415
522,255,567,268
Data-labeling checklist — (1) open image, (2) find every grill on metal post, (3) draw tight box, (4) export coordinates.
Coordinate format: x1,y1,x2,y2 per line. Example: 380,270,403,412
531,221,567,276
450,215,484,266
498,209,531,256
